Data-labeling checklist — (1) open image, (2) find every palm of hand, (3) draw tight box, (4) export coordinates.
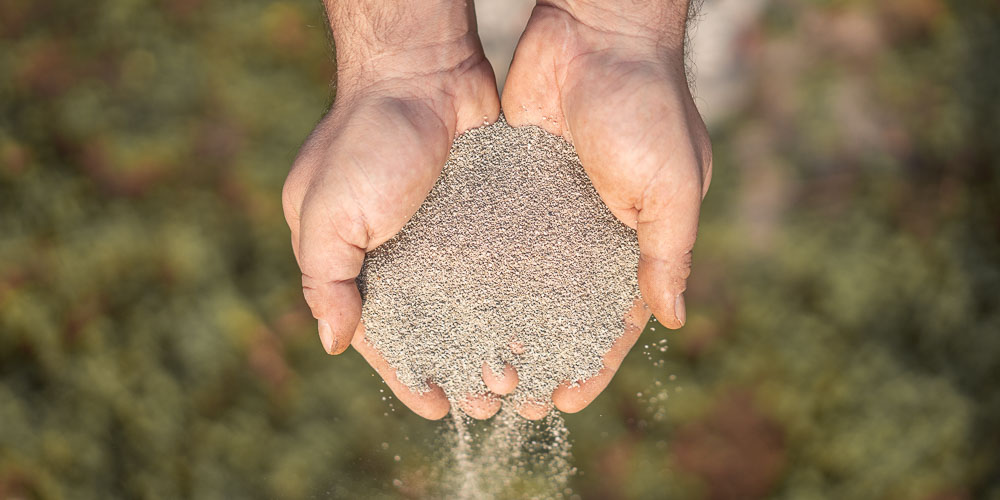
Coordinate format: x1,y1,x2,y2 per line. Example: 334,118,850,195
499,5,713,415
287,95,454,259
283,68,501,419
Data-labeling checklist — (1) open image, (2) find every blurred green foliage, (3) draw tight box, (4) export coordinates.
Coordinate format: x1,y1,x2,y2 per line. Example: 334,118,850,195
1,0,998,499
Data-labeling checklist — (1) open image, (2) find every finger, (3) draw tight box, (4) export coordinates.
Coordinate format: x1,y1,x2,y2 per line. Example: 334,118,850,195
352,322,450,420
517,400,552,421
297,197,368,355
459,392,502,420
552,297,650,413
636,169,703,329
481,362,518,395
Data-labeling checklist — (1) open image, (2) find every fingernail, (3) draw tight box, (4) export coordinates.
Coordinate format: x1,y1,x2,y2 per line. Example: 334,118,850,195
318,319,336,354
674,293,686,326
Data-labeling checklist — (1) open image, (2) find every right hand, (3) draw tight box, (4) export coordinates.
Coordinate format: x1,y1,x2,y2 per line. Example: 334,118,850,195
281,0,500,420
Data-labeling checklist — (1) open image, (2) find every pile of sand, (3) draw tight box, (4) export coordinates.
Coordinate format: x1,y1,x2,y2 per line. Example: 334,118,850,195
358,117,640,408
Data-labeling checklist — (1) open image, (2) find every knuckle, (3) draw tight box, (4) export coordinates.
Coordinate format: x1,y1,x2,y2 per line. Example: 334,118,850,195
670,250,694,291
677,250,693,280
300,275,324,307
300,288,325,318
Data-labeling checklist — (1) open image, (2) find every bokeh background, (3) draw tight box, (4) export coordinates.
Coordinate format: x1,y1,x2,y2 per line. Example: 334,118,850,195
2,0,999,498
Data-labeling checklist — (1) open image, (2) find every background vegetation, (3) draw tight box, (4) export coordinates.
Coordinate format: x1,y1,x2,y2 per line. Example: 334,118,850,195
1,0,998,498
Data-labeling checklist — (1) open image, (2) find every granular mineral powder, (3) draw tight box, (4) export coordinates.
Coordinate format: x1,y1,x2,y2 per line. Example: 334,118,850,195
357,116,641,409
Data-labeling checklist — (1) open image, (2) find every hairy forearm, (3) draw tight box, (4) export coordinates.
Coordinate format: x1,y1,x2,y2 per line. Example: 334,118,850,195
322,0,482,90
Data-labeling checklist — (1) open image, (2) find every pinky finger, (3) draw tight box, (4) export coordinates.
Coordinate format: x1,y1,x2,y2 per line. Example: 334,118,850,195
351,323,451,420
552,297,650,413
517,400,552,420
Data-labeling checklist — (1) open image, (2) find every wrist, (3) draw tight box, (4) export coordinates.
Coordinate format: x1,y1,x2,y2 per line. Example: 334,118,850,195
539,0,690,53
326,0,485,93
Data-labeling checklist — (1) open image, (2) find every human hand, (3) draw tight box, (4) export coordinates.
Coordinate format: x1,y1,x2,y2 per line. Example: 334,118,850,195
282,0,500,419
496,0,713,418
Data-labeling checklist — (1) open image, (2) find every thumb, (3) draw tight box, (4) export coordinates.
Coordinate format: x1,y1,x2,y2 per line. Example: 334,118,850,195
636,168,703,329
294,194,368,355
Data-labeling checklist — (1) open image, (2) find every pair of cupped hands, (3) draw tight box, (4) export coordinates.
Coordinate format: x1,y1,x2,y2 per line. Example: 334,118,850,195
282,0,712,420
